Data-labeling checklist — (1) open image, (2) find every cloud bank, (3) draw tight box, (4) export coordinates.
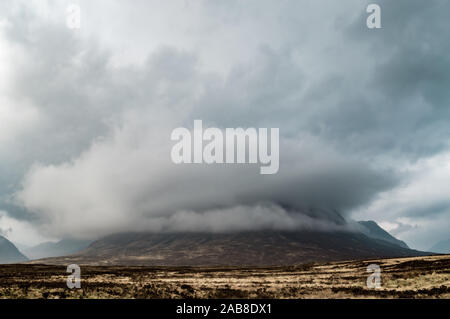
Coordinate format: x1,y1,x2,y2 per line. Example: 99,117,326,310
0,1,449,248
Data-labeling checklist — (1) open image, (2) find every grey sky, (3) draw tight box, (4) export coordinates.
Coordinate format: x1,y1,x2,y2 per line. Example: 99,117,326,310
0,0,449,250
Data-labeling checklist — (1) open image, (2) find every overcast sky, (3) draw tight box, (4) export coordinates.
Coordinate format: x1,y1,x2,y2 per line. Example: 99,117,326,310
0,0,449,250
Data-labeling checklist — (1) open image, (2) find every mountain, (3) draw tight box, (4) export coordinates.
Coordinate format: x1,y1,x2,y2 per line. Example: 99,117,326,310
430,239,450,254
357,220,409,249
30,229,429,266
23,239,92,260
0,236,28,264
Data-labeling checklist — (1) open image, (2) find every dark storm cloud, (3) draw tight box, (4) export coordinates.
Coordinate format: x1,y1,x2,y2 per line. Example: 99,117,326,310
341,0,450,158
404,201,450,218
342,1,450,249
0,1,448,246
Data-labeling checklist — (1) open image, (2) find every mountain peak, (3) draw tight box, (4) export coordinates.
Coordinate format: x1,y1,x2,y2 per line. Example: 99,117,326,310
357,220,409,249
0,236,28,264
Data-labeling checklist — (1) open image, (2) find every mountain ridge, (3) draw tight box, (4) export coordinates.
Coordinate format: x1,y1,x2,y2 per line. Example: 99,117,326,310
22,239,92,260
430,238,450,254
357,220,409,249
0,236,28,264
29,228,429,266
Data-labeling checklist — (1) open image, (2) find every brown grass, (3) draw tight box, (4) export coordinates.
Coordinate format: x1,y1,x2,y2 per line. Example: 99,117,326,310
0,255,449,299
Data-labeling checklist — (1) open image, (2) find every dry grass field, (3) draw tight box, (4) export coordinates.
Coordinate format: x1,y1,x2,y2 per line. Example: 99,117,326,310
0,255,449,299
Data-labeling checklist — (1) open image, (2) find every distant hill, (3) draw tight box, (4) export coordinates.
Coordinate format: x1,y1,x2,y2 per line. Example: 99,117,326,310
30,229,429,266
0,236,28,264
23,239,91,260
357,221,409,249
430,239,450,254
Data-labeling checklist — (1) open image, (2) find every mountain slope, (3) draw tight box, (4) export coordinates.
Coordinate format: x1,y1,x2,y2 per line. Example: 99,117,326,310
23,239,91,260
357,221,409,249
430,239,450,254
31,230,429,266
0,236,28,264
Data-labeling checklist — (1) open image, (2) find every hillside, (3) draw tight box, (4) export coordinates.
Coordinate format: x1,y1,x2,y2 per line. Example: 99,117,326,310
0,236,28,264
430,239,450,254
30,229,428,266
23,239,91,260
357,221,409,249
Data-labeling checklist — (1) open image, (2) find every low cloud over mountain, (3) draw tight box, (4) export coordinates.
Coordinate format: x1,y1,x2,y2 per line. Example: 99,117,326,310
0,1,449,250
